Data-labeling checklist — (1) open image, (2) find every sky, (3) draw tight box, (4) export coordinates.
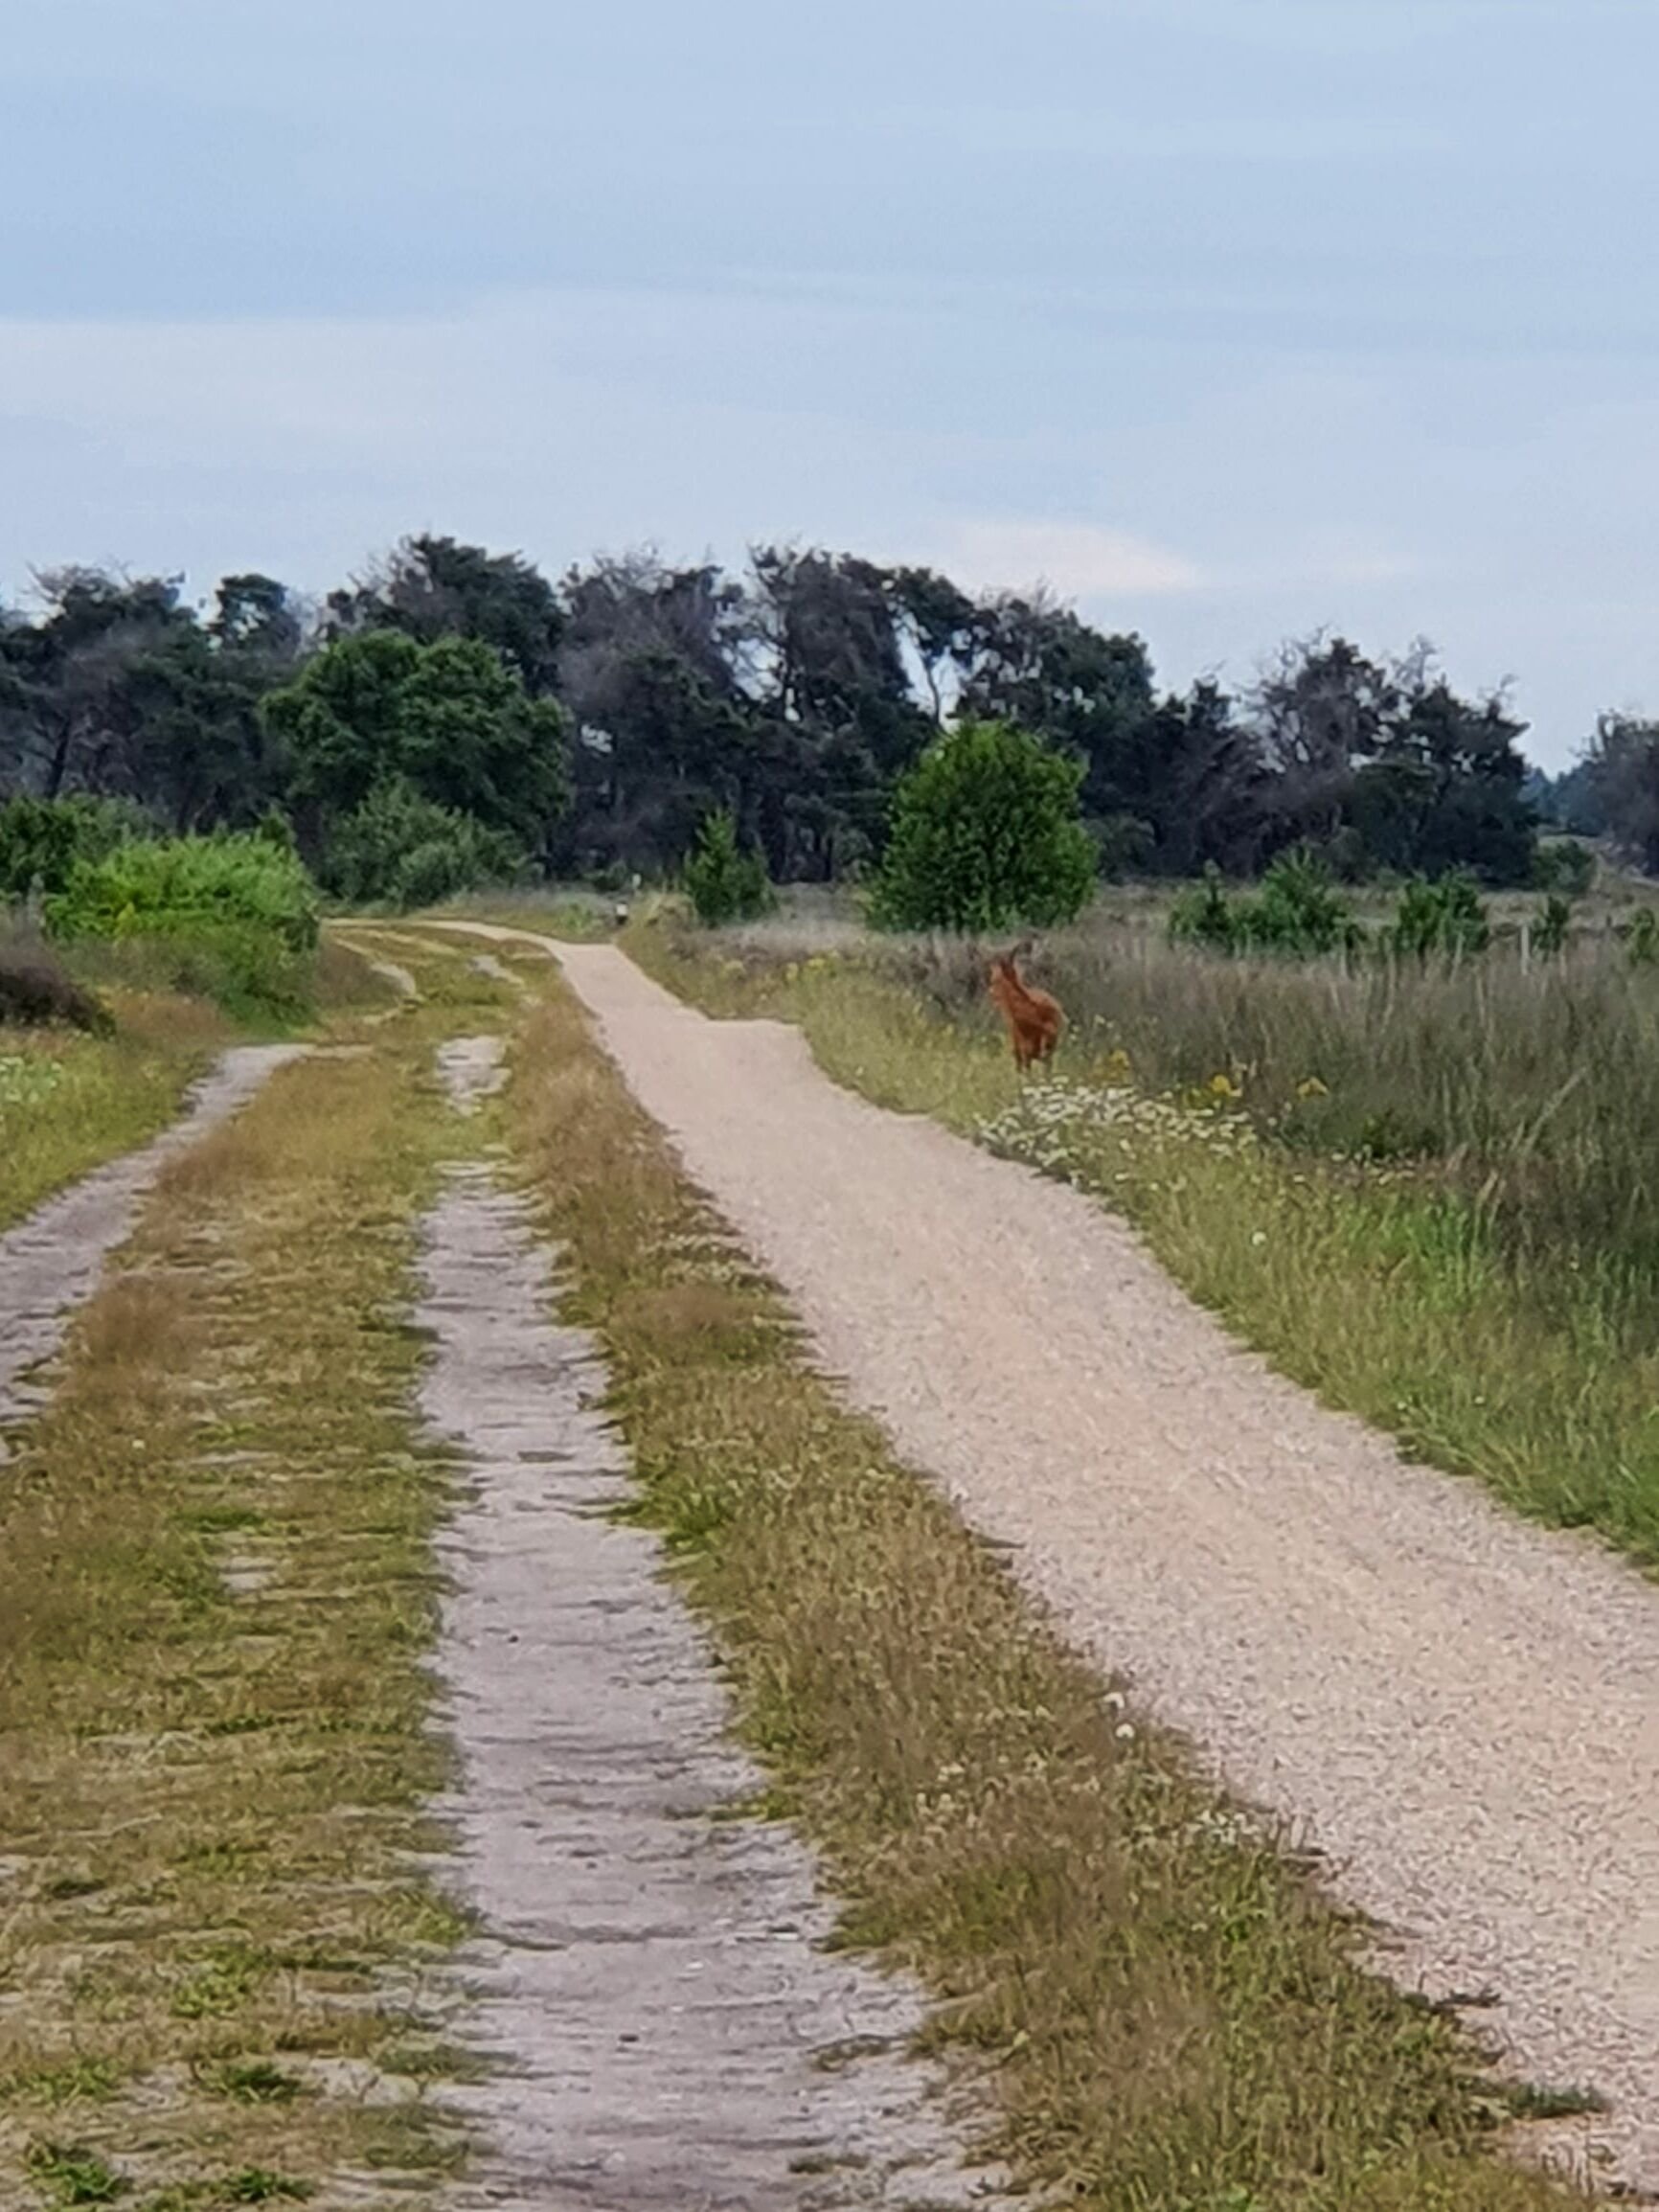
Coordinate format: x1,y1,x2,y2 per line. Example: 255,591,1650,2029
2,0,1656,768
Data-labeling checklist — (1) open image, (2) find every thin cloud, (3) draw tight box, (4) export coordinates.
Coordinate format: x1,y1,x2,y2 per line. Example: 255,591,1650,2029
942,519,1206,600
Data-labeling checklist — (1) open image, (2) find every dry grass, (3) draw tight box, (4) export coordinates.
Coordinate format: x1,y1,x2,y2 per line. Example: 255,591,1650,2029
0,975,509,2206
505,982,1588,2212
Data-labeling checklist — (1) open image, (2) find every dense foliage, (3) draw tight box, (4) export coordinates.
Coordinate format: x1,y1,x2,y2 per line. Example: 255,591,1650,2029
46,831,321,1016
0,793,148,900
0,529,1640,901
872,721,1096,931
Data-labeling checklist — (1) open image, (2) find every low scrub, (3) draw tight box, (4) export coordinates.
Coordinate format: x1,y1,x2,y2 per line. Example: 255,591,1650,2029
46,832,320,1019
1389,873,1491,959
1170,852,1363,958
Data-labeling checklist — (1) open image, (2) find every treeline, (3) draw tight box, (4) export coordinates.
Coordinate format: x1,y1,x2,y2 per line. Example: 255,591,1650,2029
0,533,1633,901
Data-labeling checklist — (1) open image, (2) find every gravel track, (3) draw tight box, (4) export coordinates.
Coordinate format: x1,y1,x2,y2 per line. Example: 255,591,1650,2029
434,924,1659,2197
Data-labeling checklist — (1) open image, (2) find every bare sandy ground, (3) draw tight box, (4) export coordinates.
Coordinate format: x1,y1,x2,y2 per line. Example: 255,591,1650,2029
432,924,1659,2197
418,1037,999,2209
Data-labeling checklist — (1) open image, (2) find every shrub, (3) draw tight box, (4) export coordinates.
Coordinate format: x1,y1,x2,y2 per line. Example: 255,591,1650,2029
1389,874,1490,960
0,794,149,901
322,777,521,910
1241,850,1363,956
871,720,1095,933
683,810,774,927
1170,853,1361,960
1169,866,1242,953
1534,836,1595,895
46,832,320,1019
49,832,319,951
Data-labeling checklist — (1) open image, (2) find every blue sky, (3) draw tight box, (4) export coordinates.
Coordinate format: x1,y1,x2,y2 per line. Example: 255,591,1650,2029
2,0,1655,765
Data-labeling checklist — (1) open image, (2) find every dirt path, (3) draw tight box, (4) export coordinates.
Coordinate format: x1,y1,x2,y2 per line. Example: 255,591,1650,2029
0,1045,307,1442
432,924,1659,2197
418,1035,998,2209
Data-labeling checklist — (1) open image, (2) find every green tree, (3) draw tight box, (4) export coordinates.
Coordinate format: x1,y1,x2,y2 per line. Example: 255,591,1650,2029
0,793,148,900
682,808,773,925
327,534,564,695
871,721,1095,933
261,631,568,867
1584,715,1659,875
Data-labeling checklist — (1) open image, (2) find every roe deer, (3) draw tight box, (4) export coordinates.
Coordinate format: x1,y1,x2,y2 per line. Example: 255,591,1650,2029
988,944,1064,1072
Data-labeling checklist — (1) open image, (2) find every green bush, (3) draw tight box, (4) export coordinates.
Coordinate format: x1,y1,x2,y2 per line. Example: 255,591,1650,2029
1243,850,1363,956
1169,866,1242,953
1170,852,1361,959
682,810,774,926
1389,874,1490,960
871,720,1095,933
1533,836,1595,895
0,794,149,901
46,832,320,1019
322,777,522,910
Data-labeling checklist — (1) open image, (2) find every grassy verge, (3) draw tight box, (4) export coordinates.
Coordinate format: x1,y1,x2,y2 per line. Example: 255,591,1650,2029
0,992,234,1233
505,979,1584,2212
0,940,396,1234
619,921,1659,1573
0,966,510,2206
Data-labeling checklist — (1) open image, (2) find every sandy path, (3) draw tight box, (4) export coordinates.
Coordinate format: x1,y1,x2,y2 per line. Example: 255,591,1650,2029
419,1036,997,2210
432,924,1659,2196
0,1046,307,1442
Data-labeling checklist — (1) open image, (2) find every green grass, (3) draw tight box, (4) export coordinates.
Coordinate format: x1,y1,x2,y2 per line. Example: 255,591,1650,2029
0,952,512,2203
0,935,398,1233
504,978,1585,2212
0,992,231,1231
624,915,1659,1573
